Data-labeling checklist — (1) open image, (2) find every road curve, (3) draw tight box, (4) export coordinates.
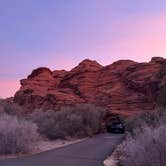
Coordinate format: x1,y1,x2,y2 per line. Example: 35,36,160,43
0,133,124,166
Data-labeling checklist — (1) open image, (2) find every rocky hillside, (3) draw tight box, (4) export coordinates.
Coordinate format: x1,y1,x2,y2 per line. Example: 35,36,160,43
14,57,166,116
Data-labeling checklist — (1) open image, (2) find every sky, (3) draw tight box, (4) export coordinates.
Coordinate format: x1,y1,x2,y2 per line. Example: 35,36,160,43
1,0,166,98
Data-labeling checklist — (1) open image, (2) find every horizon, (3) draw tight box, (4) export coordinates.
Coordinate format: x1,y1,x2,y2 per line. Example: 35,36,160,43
1,0,166,97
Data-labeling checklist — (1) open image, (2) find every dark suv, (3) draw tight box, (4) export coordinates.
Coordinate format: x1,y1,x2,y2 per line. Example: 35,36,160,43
106,122,125,133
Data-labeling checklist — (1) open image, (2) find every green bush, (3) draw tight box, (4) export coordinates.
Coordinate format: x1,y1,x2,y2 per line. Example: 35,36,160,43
32,104,106,139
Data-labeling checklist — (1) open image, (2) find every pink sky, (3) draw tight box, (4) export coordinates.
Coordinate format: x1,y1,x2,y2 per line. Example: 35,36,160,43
1,1,166,98
1,13,166,98
0,80,20,98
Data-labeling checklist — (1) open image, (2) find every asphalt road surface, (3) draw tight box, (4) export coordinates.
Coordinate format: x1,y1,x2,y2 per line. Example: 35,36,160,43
0,133,124,166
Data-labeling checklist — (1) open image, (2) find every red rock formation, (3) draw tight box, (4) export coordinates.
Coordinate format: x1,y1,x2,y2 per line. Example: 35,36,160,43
14,57,166,116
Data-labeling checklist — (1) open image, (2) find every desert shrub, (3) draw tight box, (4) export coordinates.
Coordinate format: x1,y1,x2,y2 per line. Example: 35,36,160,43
157,85,166,107
0,100,23,116
32,104,106,139
117,124,166,166
125,108,166,133
115,108,166,166
0,114,39,154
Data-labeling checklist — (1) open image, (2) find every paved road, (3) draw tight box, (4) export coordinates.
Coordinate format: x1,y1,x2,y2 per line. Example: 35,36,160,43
0,133,124,166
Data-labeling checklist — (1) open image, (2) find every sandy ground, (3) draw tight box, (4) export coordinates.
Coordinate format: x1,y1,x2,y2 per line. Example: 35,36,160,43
0,138,86,160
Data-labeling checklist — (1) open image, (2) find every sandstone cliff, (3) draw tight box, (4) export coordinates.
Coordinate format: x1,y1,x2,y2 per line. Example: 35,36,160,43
14,57,166,116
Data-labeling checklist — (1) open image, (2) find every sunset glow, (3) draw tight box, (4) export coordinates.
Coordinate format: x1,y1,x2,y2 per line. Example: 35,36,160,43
1,0,166,97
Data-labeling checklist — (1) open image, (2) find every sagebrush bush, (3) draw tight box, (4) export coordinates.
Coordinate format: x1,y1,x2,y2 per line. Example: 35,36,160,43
125,108,166,133
117,124,166,166
115,108,166,166
0,100,23,116
157,85,166,107
32,104,106,139
0,114,39,154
